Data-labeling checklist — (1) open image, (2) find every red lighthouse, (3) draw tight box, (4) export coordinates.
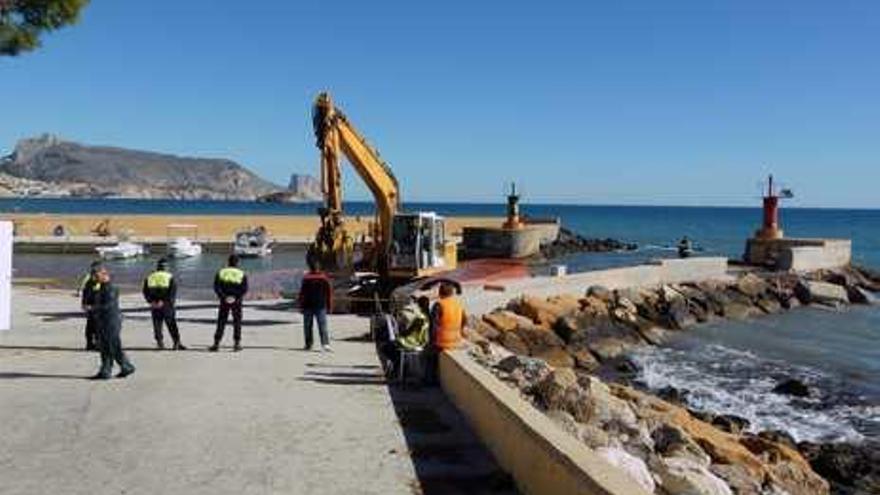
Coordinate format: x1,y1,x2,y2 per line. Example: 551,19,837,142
755,174,788,240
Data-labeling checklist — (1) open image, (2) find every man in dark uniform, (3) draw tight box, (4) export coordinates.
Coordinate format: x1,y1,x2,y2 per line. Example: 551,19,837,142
142,258,186,350
91,264,135,380
80,261,103,351
209,255,248,352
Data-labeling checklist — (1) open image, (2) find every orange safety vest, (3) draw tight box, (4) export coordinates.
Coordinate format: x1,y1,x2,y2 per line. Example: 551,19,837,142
434,296,464,350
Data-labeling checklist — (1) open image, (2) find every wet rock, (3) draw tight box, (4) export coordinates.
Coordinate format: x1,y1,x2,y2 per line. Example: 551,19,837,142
772,378,811,398
846,285,877,305
667,297,698,329
722,301,755,321
709,464,763,495
655,456,733,495
795,281,849,306
595,446,656,494
633,320,668,345
799,441,880,495
755,295,782,314
712,415,751,435
656,386,690,406
568,317,645,362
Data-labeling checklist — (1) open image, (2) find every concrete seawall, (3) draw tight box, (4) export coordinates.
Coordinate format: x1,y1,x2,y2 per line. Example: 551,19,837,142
463,257,731,315
439,350,650,495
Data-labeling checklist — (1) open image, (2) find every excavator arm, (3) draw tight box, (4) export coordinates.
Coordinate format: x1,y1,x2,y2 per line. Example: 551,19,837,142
310,92,400,272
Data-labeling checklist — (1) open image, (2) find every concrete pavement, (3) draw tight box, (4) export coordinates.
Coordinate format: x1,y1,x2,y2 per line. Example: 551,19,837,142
0,288,513,495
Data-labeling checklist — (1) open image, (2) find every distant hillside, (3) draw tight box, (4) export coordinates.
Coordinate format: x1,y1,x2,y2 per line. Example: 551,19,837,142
0,134,319,201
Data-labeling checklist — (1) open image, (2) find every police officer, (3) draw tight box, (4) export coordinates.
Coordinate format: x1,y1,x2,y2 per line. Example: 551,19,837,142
80,261,103,351
142,258,186,350
91,264,136,380
209,254,248,352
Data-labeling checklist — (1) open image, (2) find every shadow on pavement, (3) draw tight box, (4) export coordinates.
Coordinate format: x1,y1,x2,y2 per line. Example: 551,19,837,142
388,384,518,495
0,371,85,380
298,369,387,386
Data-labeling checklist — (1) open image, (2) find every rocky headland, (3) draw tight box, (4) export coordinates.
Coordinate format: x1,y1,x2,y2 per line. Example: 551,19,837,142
0,134,321,201
463,265,880,495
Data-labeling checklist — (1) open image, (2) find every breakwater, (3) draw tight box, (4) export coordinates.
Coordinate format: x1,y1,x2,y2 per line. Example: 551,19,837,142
463,264,880,495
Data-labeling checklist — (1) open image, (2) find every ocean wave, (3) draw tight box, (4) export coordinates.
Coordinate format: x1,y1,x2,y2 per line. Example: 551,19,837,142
630,344,878,443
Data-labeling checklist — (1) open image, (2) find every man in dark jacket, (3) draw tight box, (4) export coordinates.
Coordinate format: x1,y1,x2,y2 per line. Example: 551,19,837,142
142,258,186,350
91,264,135,380
209,255,248,352
297,259,333,351
80,260,103,351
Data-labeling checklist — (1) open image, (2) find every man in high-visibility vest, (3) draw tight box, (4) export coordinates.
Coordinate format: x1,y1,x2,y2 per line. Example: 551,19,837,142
431,282,467,351
142,258,186,350
209,254,248,352
80,260,103,351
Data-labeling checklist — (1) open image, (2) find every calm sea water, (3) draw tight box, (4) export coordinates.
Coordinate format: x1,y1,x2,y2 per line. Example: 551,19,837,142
4,198,879,441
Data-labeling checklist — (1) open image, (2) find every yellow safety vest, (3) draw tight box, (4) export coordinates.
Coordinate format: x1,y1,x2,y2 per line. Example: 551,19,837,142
218,267,245,285
80,274,100,291
146,270,173,289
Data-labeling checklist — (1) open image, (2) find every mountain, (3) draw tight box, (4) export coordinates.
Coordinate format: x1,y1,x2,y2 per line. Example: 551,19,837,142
0,134,318,201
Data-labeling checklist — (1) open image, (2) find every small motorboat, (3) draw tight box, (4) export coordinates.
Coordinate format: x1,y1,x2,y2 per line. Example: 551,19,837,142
96,241,146,260
167,237,202,258
233,227,273,258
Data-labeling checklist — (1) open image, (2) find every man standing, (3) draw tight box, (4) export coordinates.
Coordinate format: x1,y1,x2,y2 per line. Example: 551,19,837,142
297,259,333,351
91,264,135,380
80,260,102,351
209,255,248,352
142,258,186,350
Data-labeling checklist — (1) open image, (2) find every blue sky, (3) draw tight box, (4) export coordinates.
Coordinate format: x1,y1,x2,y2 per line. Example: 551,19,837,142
1,1,878,207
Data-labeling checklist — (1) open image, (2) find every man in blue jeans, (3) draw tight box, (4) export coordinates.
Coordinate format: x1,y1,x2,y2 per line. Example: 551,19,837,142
298,259,333,351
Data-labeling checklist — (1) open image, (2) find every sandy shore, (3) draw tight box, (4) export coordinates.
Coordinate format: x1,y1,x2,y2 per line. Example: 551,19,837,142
2,212,503,241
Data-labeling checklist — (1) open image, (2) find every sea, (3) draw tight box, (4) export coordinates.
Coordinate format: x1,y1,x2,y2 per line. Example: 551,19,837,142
3,197,879,443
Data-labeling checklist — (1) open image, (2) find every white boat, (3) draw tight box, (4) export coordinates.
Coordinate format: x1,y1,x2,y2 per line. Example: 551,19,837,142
95,241,146,260
167,237,203,258
233,227,273,258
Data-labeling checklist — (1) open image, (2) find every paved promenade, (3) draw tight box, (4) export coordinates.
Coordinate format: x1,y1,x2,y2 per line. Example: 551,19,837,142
0,288,513,495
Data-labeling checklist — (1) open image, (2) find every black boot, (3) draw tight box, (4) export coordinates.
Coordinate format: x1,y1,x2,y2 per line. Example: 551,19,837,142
173,342,187,351
208,343,219,352
233,342,242,352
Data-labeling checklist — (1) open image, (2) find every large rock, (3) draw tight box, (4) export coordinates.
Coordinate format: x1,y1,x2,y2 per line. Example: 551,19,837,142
595,447,656,494
512,295,581,328
534,368,578,411
566,344,600,371
568,317,645,362
799,441,880,495
655,456,734,495
609,385,829,495
532,346,575,368
498,331,529,356
795,281,849,306
736,273,770,299
847,285,877,305
772,378,811,398
482,310,531,333
709,464,763,495
652,424,712,467
515,324,567,357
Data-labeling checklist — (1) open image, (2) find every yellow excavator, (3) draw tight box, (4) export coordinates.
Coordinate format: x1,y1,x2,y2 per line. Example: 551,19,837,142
308,92,457,282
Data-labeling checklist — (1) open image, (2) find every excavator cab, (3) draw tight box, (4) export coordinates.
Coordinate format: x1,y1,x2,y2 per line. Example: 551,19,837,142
389,212,456,279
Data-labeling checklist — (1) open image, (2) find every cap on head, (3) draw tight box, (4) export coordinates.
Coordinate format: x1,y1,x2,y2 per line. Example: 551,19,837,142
439,282,455,297
157,257,169,269
228,254,240,267
90,260,104,274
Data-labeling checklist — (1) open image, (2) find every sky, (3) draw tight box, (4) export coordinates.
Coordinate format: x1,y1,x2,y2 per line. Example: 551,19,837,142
1,0,878,208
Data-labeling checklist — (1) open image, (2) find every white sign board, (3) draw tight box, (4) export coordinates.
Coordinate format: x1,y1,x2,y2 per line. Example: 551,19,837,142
0,221,11,330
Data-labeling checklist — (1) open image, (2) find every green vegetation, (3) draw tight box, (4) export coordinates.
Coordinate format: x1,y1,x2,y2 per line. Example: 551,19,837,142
0,0,89,56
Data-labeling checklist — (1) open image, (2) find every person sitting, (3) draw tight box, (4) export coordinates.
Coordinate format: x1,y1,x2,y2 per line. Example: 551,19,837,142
379,296,430,379
431,282,467,352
